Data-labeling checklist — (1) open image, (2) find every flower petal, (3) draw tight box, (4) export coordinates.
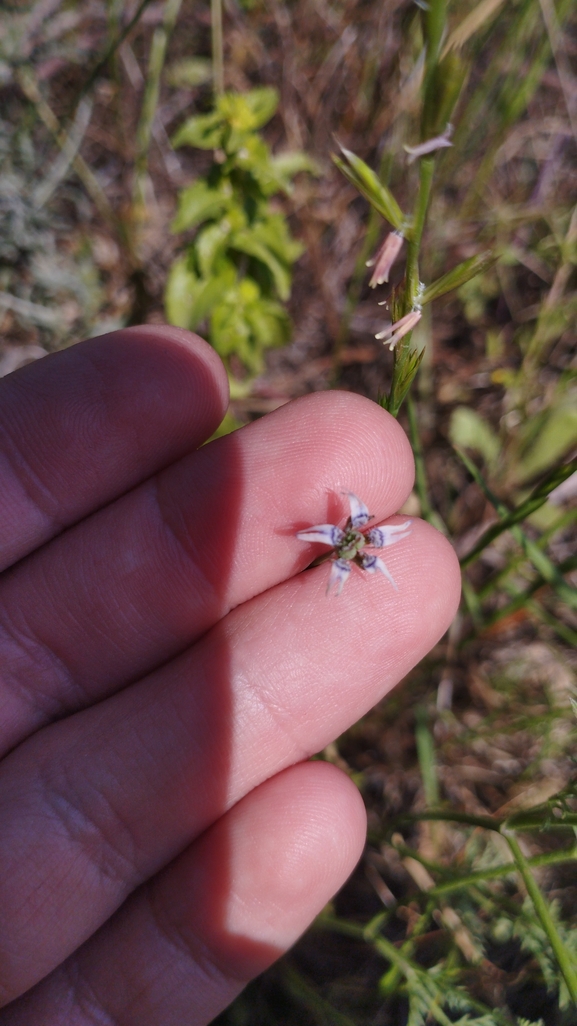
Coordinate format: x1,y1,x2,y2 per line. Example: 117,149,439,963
375,310,422,350
360,553,397,589
366,521,412,548
296,524,344,546
346,492,371,528
327,558,351,596
366,231,404,287
404,124,454,164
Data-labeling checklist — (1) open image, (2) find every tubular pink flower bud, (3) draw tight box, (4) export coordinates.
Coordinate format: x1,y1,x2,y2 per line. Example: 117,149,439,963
404,125,454,164
375,309,422,350
366,231,404,287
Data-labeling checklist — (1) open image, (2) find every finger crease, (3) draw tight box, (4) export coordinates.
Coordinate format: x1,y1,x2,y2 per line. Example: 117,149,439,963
39,767,143,894
0,610,86,735
146,880,238,990
150,476,219,616
62,960,119,1026
0,421,66,535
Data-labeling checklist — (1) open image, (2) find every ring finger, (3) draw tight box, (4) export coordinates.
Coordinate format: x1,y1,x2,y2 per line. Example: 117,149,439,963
0,518,460,1002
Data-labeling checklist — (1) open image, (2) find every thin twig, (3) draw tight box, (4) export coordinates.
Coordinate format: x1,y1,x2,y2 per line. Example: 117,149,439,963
76,0,156,108
16,67,120,235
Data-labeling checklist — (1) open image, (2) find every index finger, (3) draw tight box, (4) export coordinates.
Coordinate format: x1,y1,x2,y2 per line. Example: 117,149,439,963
0,390,415,752
0,326,228,571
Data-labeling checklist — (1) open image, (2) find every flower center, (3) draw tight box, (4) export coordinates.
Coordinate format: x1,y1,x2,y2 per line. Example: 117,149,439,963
338,529,365,561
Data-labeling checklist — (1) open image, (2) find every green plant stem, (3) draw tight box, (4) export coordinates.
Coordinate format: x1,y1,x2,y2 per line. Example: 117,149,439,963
332,151,394,382
430,846,577,897
525,598,577,647
405,157,435,311
504,831,577,1006
16,67,125,244
424,0,446,77
77,0,155,109
396,809,502,831
133,0,183,212
384,158,435,418
458,450,577,610
322,914,500,1024
282,964,359,1026
211,0,224,96
378,900,434,998
331,204,381,384
483,553,577,629
407,394,432,521
478,507,577,601
415,705,440,807
407,395,448,534
458,449,577,565
461,574,484,628
521,203,577,375
397,807,577,831
33,96,94,209
389,840,450,880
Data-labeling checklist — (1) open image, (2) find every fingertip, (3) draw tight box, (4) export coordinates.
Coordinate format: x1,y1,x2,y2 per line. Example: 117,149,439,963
160,761,367,983
89,325,230,434
245,388,415,526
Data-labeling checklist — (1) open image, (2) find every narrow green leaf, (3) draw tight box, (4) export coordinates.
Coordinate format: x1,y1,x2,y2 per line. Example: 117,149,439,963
415,707,440,807
385,346,426,418
457,450,577,609
459,452,577,571
484,554,577,630
332,148,405,230
422,50,466,139
504,832,577,1006
421,251,496,305
430,847,577,897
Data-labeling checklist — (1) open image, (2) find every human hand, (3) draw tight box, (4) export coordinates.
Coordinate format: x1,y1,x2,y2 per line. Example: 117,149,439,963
0,326,460,1024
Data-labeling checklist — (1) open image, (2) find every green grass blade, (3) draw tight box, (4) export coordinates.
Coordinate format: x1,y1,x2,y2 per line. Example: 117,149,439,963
503,831,577,1006
457,451,577,609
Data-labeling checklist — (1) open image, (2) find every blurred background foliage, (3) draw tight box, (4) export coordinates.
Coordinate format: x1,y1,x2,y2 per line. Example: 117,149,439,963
166,86,313,383
0,0,576,1022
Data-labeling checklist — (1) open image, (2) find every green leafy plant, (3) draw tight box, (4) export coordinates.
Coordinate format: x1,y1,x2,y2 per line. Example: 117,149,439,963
166,87,314,382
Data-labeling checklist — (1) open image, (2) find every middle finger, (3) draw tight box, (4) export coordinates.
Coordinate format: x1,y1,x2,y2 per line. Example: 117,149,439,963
0,391,413,754
0,518,460,1002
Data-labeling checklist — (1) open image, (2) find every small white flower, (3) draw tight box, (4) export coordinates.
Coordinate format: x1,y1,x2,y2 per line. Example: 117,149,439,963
366,231,404,287
296,492,412,596
375,309,422,350
404,124,454,164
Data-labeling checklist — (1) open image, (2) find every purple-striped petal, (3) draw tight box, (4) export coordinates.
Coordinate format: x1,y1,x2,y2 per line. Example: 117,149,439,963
365,520,412,548
327,558,351,596
346,492,371,528
360,553,397,589
296,524,344,547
